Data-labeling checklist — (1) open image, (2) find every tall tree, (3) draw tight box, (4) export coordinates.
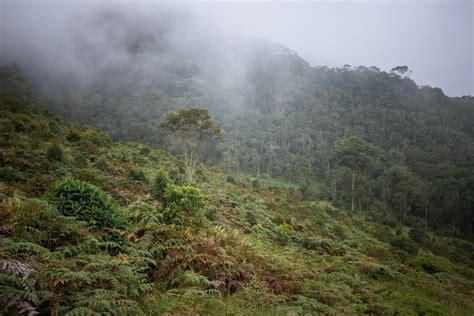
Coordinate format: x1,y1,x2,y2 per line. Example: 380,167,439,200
161,108,221,182
334,136,380,213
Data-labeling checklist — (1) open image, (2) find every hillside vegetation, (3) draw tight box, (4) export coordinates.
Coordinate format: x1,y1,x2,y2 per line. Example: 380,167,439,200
1,73,474,315
7,36,473,238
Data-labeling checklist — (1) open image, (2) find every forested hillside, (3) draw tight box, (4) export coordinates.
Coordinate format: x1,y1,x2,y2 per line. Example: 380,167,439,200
1,78,473,315
3,36,473,238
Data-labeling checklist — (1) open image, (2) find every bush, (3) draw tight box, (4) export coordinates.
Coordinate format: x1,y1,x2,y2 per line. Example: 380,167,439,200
128,169,148,183
169,168,185,185
66,129,81,142
153,168,171,200
245,211,257,226
411,255,450,274
205,207,219,222
408,227,426,244
392,250,409,263
162,185,205,225
139,146,151,156
301,237,319,251
47,144,64,162
95,156,110,172
251,178,260,191
226,175,237,184
73,152,88,168
48,176,128,229
274,226,292,246
0,167,20,182
273,213,286,226
299,181,319,201
361,263,399,281
389,236,418,255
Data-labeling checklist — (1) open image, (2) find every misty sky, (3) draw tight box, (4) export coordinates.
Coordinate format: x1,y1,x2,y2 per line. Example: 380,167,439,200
1,0,473,96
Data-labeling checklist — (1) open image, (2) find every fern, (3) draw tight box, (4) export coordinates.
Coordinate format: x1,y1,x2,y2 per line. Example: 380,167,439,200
48,177,129,229
64,307,101,316
0,259,38,315
0,238,51,259
170,269,215,289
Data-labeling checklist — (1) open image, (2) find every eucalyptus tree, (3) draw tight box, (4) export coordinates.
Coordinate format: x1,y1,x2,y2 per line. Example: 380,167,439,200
161,108,221,182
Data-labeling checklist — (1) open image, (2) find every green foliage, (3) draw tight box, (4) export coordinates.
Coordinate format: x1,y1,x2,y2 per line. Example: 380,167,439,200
411,255,451,274
408,227,426,244
162,184,205,225
226,175,237,184
0,259,38,315
245,211,257,226
66,129,81,142
128,169,148,183
161,108,221,182
95,156,110,172
153,168,171,200
251,178,260,191
273,225,292,246
390,236,418,255
139,146,151,156
48,177,128,229
205,207,219,222
73,152,89,168
0,81,473,315
299,180,319,201
362,263,399,281
47,143,64,162
0,167,20,182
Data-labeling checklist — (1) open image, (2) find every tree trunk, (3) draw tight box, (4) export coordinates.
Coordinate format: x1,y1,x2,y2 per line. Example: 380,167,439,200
351,167,355,213
424,205,428,233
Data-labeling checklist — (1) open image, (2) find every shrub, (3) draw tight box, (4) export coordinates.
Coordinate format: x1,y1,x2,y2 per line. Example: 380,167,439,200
48,176,128,229
162,185,205,225
251,178,260,191
0,167,20,182
66,129,81,142
318,239,346,256
274,226,292,246
411,255,450,274
299,181,319,201
408,227,426,244
273,213,286,226
361,263,399,281
226,175,237,184
301,237,319,251
47,144,64,162
389,236,418,255
95,156,110,172
128,169,148,183
205,207,219,222
245,211,257,226
392,250,409,263
153,168,171,200
169,168,185,185
332,223,347,240
73,152,88,168
140,146,151,156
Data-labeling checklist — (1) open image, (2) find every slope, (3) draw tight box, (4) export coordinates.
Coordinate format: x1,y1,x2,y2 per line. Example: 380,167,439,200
1,74,473,315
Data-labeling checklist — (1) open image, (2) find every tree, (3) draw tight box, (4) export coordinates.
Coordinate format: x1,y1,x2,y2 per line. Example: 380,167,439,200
161,108,221,182
334,136,379,213
153,167,171,200
390,65,411,78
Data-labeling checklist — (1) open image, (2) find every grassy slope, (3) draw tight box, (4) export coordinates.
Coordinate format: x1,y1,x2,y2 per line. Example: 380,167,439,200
0,101,473,315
